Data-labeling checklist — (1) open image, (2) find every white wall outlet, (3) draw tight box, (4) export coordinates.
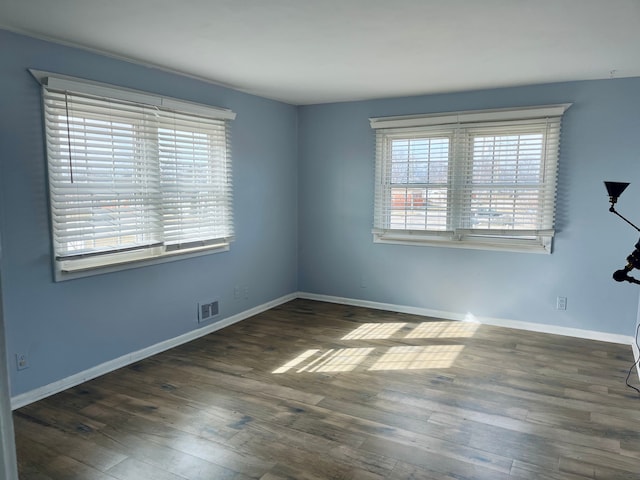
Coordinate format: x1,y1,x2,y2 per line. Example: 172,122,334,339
556,296,567,310
16,353,29,370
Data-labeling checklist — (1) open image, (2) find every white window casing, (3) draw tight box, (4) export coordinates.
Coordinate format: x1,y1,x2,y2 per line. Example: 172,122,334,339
370,104,571,253
32,70,236,279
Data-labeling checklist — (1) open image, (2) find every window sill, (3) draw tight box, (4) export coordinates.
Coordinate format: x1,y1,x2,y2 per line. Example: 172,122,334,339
373,232,552,254
54,243,230,281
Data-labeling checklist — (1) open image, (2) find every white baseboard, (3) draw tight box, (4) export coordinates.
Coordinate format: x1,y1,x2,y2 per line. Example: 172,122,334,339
11,291,639,409
10,293,297,410
297,292,636,346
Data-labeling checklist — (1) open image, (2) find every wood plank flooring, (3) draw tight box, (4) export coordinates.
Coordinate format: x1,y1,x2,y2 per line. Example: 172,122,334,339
13,299,640,479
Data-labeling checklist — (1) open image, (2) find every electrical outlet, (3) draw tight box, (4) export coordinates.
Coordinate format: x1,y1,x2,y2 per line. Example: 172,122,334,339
556,296,567,311
16,353,29,370
234,286,240,299
243,286,249,299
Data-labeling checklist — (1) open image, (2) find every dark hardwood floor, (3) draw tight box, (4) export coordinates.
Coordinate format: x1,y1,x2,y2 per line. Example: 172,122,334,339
13,299,640,479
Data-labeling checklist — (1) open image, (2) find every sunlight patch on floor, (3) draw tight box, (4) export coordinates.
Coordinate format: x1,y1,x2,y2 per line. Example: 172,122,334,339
405,321,479,339
272,345,464,374
368,345,464,371
272,319,479,374
297,348,375,373
341,322,406,340
272,349,319,374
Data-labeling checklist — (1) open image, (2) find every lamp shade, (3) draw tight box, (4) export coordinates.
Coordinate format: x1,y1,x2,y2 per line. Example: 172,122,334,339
604,181,630,201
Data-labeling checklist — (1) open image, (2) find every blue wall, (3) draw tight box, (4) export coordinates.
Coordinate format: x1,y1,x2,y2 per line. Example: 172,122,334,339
298,79,640,336
2,28,640,399
0,30,298,397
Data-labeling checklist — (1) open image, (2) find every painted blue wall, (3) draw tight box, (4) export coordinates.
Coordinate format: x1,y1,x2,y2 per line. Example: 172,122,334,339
298,79,640,336
0,30,298,397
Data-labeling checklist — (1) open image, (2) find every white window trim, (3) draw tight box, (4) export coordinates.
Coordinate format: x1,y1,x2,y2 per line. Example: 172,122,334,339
369,104,570,129
370,104,571,254
31,70,236,280
30,70,236,120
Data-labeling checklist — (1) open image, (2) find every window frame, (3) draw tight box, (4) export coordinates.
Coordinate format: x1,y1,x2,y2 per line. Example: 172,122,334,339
370,104,571,254
32,70,236,280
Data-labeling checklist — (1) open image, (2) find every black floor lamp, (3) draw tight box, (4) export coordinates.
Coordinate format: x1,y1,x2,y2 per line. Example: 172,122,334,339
605,181,640,284
605,181,640,395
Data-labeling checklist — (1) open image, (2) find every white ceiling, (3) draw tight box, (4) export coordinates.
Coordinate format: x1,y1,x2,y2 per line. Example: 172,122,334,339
1,0,639,105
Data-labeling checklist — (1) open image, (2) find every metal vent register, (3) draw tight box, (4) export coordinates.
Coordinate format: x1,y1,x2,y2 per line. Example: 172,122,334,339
198,301,219,323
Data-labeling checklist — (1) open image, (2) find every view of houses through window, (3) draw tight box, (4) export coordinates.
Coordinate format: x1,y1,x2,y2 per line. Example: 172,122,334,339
388,132,545,233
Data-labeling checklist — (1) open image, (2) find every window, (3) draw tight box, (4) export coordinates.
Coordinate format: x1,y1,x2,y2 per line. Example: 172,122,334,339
33,71,236,279
370,104,571,253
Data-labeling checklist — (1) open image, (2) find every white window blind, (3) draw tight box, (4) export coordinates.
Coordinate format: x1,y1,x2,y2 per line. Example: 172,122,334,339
371,105,570,253
36,71,235,277
157,110,233,251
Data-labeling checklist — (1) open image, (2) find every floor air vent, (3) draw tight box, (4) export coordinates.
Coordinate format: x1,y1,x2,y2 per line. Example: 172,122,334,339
198,301,219,323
